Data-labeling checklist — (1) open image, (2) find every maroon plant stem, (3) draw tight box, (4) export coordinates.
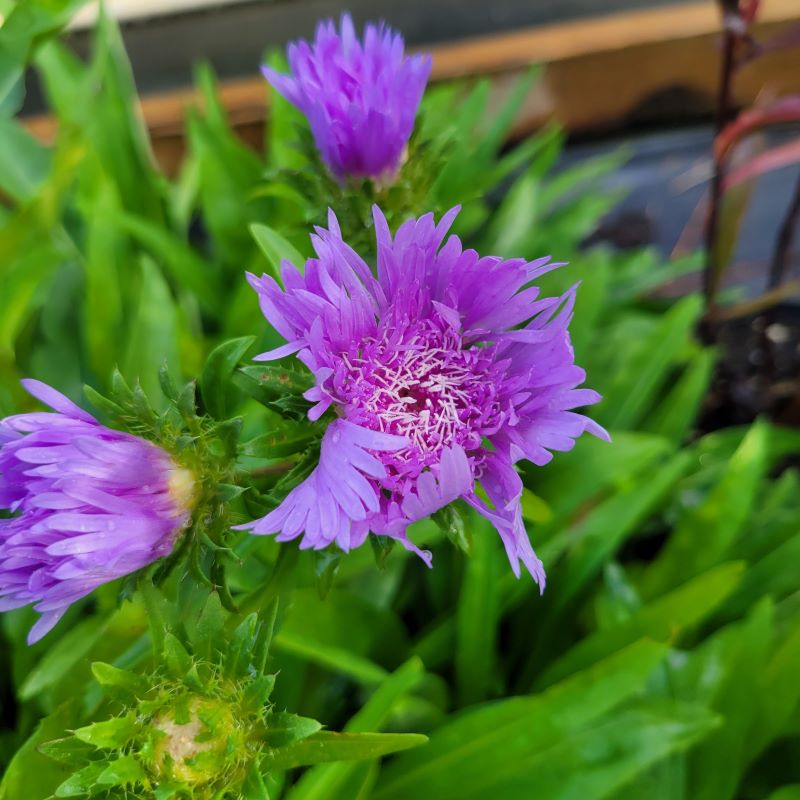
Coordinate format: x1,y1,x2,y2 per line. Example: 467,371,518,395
703,15,739,310
769,175,800,290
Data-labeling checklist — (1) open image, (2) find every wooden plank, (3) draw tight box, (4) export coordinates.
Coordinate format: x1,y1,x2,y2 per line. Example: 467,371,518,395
22,0,800,174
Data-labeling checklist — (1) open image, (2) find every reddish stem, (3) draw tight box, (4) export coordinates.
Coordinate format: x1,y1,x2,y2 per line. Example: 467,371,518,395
703,16,739,309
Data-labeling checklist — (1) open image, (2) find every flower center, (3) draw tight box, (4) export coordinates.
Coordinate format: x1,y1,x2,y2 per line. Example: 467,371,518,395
335,319,505,480
167,466,196,516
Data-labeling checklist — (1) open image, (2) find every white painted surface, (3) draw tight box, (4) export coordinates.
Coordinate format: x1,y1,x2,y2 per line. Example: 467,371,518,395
70,0,250,30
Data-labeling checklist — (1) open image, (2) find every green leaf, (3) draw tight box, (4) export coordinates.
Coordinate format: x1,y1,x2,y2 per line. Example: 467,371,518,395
749,620,800,759
596,295,704,430
264,712,322,747
766,787,800,800
86,12,163,218
543,450,692,609
642,421,769,598
269,732,427,771
163,633,193,680
251,222,305,280
373,641,669,800
80,173,125,381
113,209,221,312
186,78,267,263
225,614,262,679
0,118,51,201
687,599,774,800
287,659,426,800
242,762,272,800
536,562,745,688
377,701,718,800
235,364,313,406
191,591,227,660
54,762,105,798
432,504,471,554
122,257,181,406
73,712,138,750
273,628,388,686
455,514,502,705
240,423,318,459
200,335,256,418
0,243,61,355
96,753,146,786
91,662,149,700
36,737,95,767
0,702,79,800
314,549,342,600
19,615,107,701
242,674,278,712
0,0,89,111
644,348,716,444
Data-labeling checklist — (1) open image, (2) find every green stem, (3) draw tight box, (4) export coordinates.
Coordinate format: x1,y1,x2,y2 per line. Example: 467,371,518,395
236,544,300,620
139,576,170,656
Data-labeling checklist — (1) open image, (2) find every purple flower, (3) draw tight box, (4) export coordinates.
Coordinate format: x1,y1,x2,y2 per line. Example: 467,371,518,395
241,207,608,585
262,14,431,183
0,380,195,644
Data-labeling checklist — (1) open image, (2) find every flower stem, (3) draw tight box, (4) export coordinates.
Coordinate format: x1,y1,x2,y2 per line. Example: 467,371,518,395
703,8,740,312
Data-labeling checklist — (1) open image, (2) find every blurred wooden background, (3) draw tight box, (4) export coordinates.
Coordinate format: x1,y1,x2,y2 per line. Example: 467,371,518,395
23,0,800,175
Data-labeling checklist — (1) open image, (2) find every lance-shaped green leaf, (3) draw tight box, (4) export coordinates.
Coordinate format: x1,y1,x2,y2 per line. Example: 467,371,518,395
596,294,703,430
374,701,718,800
225,613,265,679
240,423,318,460
642,421,768,598
455,514,502,706
644,348,716,444
19,615,108,701
0,0,89,110
54,762,106,798
268,732,427,771
37,737,95,768
96,754,146,786
163,633,193,680
242,675,278,712
234,365,313,406
536,562,744,688
122,257,181,408
0,118,52,202
91,662,149,701
766,787,800,800
273,629,388,686
287,659,425,800
73,712,138,750
264,712,323,748
112,209,222,312
251,222,306,281
200,336,256,419
372,641,669,800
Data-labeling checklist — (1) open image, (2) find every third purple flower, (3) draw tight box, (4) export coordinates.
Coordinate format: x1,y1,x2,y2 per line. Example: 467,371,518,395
241,206,608,586
0,381,195,643
262,14,431,184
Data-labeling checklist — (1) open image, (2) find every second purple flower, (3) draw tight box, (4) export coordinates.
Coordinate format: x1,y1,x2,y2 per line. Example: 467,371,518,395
262,14,431,184
241,207,608,586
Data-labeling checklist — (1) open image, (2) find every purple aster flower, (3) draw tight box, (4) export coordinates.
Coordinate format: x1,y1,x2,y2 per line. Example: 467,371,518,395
240,206,608,586
0,380,195,644
262,14,431,183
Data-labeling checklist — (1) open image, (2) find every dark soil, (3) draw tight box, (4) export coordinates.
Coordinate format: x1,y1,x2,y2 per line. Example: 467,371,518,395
699,306,800,431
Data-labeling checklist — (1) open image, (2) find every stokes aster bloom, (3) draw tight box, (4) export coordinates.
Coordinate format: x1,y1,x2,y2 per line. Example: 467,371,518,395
242,207,609,585
262,14,431,183
0,380,195,643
